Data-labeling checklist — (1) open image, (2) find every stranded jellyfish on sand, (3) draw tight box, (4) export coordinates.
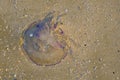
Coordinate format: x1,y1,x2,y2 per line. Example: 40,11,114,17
21,12,72,66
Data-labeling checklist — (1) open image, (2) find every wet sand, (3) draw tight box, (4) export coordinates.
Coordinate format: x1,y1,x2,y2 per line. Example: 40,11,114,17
0,0,120,80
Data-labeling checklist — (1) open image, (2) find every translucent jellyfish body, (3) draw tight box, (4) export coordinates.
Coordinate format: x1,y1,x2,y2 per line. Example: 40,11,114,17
21,12,71,66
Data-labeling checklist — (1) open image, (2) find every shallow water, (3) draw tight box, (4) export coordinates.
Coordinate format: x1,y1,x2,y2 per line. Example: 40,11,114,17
0,0,120,80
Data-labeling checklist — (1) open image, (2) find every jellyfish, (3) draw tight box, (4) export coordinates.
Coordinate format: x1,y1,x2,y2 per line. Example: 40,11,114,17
21,12,72,66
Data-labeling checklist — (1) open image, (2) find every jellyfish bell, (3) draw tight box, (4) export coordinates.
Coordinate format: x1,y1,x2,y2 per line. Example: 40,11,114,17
21,12,72,66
